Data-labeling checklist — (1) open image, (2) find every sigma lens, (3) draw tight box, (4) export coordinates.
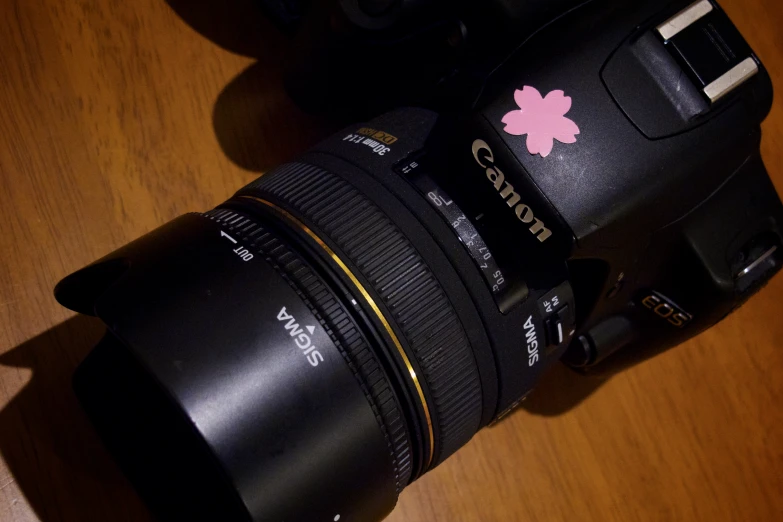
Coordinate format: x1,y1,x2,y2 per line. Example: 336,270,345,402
57,109,510,521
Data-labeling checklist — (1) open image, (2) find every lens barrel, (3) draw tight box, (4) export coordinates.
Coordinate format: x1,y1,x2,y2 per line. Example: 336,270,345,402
237,162,485,468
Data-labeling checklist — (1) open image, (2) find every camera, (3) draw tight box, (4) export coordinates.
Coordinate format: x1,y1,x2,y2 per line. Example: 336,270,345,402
55,0,782,520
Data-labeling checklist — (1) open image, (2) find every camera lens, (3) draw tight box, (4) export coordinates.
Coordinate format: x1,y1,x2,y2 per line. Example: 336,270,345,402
56,155,489,521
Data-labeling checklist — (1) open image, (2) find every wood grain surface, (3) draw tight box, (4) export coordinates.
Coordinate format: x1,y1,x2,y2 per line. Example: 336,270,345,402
1,0,782,521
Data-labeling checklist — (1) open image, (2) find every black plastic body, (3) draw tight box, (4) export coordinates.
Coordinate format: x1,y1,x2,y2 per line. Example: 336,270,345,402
277,0,783,369
293,0,783,377
465,0,783,371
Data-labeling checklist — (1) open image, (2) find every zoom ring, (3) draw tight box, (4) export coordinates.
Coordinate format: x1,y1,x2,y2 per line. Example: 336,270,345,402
240,162,483,467
202,208,413,491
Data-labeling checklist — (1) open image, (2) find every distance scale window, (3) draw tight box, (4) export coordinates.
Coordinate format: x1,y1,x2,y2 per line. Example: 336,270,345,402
401,161,528,313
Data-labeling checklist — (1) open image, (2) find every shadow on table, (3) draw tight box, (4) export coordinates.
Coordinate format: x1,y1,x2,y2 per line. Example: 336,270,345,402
166,0,282,58
165,0,335,174
0,316,151,522
520,363,610,417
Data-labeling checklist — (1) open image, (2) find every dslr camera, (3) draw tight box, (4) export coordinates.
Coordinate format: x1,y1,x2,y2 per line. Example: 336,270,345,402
56,0,782,520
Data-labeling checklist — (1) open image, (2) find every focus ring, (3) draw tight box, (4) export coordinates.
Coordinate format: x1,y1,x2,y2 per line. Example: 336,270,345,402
201,208,413,490
239,162,483,467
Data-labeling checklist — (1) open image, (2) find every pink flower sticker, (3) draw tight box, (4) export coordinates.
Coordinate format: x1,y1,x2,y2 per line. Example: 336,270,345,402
501,86,580,158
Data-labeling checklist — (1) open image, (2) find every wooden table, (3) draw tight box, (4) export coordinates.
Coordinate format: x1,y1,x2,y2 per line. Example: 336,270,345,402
1,0,782,520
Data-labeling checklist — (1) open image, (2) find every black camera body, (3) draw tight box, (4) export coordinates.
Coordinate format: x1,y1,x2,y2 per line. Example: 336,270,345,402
55,1,783,521
450,0,783,377
282,0,783,391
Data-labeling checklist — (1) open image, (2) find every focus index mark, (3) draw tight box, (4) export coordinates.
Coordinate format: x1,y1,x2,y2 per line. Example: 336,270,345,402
220,230,238,244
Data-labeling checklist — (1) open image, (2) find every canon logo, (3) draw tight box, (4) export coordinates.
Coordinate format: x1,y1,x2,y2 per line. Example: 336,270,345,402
471,139,552,242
